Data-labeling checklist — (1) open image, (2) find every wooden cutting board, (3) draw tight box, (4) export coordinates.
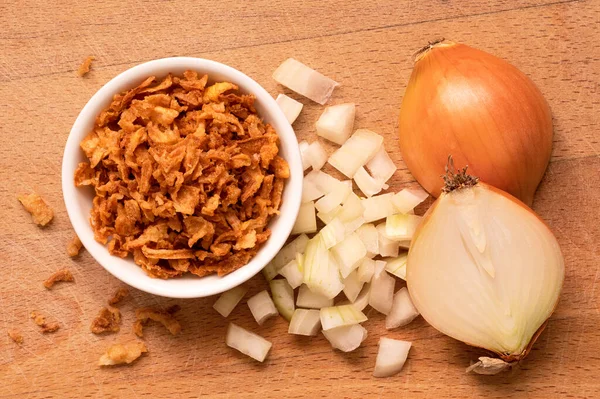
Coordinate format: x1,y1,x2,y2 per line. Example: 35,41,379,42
1,1,598,397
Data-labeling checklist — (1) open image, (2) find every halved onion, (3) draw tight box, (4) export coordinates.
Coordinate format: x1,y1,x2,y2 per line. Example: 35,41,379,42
356,223,379,258
305,141,328,171
275,93,303,124
386,287,419,330
247,290,279,325
279,258,303,289
331,233,367,278
213,285,248,318
328,129,383,178
362,193,396,223
316,103,356,145
320,304,367,330
392,187,429,214
292,202,317,235
321,218,346,249
226,323,272,362
373,337,411,377
376,223,400,257
385,213,422,240
296,284,334,309
272,58,338,105
384,253,408,280
342,270,364,303
357,258,375,283
322,324,368,352
270,279,295,321
369,267,395,315
288,309,321,336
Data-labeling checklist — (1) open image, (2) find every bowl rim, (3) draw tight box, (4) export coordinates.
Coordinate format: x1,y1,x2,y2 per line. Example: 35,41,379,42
61,57,302,298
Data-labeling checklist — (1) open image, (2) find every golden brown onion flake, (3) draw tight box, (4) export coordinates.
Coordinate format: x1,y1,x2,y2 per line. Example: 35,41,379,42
30,310,60,333
108,287,129,306
98,341,147,366
78,56,95,77
67,235,83,257
75,71,289,279
43,269,74,289
8,329,24,344
133,306,181,338
90,307,121,334
18,193,54,226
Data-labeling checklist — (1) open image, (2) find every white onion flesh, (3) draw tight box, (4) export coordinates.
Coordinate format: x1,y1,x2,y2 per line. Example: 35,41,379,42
305,141,328,171
376,223,400,257
386,287,419,330
321,218,346,249
384,253,408,280
331,233,367,278
342,270,365,303
317,205,342,224
302,170,341,203
356,223,379,258
226,323,272,362
322,324,367,352
316,103,356,145
272,234,309,270
275,93,303,124
392,187,429,214
320,304,367,331
337,193,364,223
272,58,338,105
385,213,422,241
366,147,397,184
407,183,564,359
354,166,385,197
288,309,321,336
296,284,334,309
362,193,396,223
247,290,279,325
373,337,411,377
357,258,376,283
292,202,317,235
262,262,278,282
279,258,304,289
303,235,343,298
344,217,365,236
270,279,295,321
369,267,395,315
298,140,311,171
213,285,248,318
315,182,351,214
328,129,383,178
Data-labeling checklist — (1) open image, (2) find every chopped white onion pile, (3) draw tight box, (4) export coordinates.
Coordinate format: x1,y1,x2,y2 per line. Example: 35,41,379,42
331,233,367,278
226,323,272,362
384,253,408,280
315,181,351,214
342,270,364,303
320,304,367,331
357,258,375,283
279,258,303,289
363,193,396,223
321,218,345,249
369,264,395,315
322,324,367,352
296,284,334,309
247,290,279,325
316,103,356,145
213,285,249,318
352,284,371,311
272,58,338,105
275,93,303,124
386,287,419,330
376,222,400,257
392,187,429,214
292,202,317,235
301,141,328,171
356,224,378,258
303,235,344,298
385,213,422,240
373,337,411,377
270,279,295,321
288,309,321,336
328,129,383,178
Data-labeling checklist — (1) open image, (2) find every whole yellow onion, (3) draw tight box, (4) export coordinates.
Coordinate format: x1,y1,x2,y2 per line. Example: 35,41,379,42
398,39,553,206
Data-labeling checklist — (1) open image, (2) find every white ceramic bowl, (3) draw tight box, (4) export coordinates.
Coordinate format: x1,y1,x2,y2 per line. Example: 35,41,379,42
62,57,302,298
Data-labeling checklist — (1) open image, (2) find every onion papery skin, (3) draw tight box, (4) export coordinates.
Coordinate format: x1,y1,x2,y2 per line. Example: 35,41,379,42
406,182,564,362
398,40,553,206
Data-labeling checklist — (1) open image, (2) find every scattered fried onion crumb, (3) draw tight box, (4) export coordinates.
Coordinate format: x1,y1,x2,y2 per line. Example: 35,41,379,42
18,193,54,226
108,287,129,306
78,56,95,77
43,268,74,289
98,341,147,366
90,307,121,334
30,310,60,333
67,235,83,257
7,329,23,344
133,306,181,338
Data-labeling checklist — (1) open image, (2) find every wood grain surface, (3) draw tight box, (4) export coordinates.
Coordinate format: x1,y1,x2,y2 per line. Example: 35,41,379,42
1,0,599,398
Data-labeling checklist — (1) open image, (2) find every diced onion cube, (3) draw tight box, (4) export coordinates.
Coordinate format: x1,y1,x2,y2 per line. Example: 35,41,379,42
373,337,411,377
315,182,351,214
385,213,422,240
321,218,346,249
322,324,367,352
356,223,379,258
288,309,321,336
384,253,408,280
344,217,365,236
331,233,367,278
262,262,278,282
362,193,396,223
279,258,304,289
385,287,419,330
342,270,364,303
354,166,385,197
376,223,400,257
299,140,311,171
352,284,371,311
292,202,317,235
320,304,367,331
272,58,338,105
213,285,248,318
275,93,303,124
272,234,309,271
247,290,279,325
328,129,383,178
337,193,364,223
270,279,295,321
317,205,342,224
305,141,328,171
366,147,397,184
296,284,334,309
226,323,272,362
303,235,343,299
315,103,356,145
392,187,429,214
369,267,395,315
302,170,342,203
357,257,376,283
